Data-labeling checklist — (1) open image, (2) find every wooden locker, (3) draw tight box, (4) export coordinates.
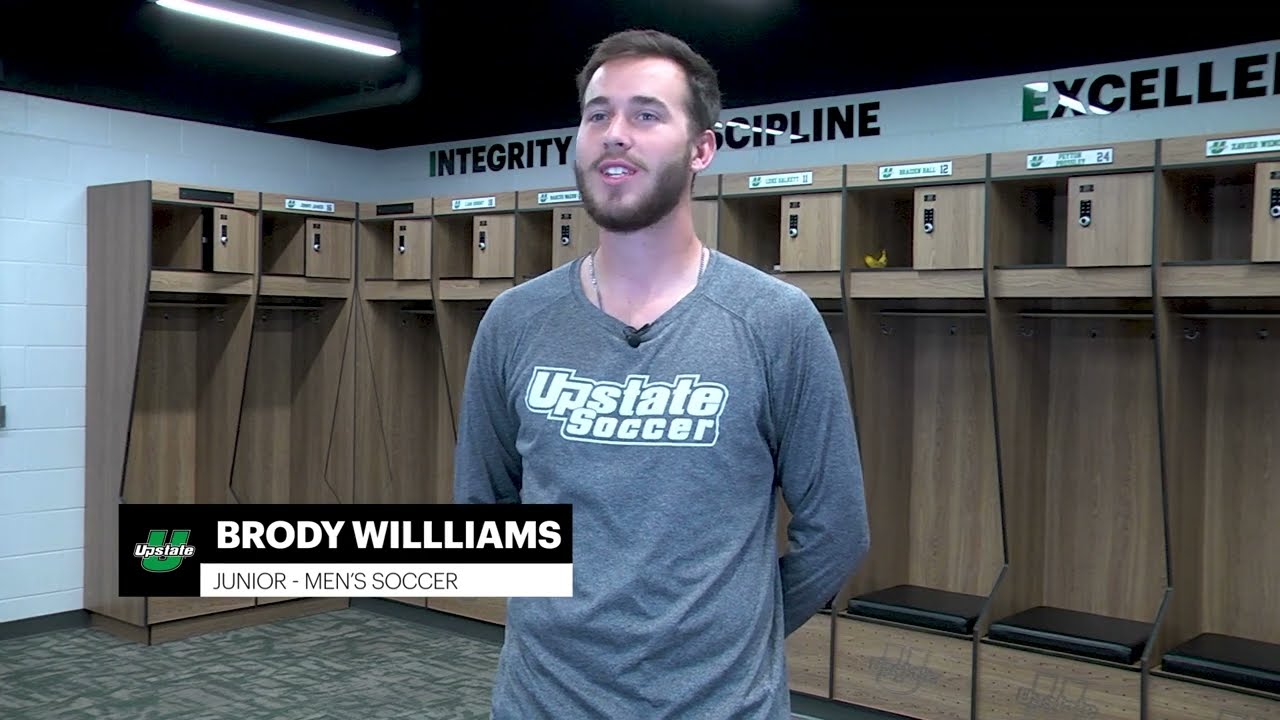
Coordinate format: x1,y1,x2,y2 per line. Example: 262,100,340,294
209,207,256,274
779,192,841,272
912,184,984,270
692,198,718,250
304,217,353,279
393,219,431,280
552,208,599,268
1251,161,1280,262
1066,172,1153,267
472,214,515,278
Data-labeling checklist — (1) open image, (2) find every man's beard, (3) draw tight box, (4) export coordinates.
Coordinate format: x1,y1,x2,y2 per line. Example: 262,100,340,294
574,146,691,233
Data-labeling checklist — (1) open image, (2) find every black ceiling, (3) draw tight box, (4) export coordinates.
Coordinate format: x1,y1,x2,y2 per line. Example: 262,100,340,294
1,1,1277,151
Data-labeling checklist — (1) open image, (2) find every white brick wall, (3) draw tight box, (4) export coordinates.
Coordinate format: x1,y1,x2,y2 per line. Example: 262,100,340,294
0,90,380,623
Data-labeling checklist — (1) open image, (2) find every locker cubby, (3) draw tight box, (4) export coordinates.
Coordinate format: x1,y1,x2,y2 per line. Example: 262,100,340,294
353,298,451,506
843,186,914,271
87,180,349,644
1157,128,1280,272
124,293,255,505
513,187,590,281
988,172,1154,269
843,154,988,274
982,296,1165,670
230,295,355,508
356,198,433,283
98,292,260,630
1150,298,1280,704
718,166,844,289
259,194,357,280
353,298,453,609
840,297,1001,632
150,200,257,275
547,206,599,270
431,192,517,282
428,298,507,626
831,295,999,720
1157,160,1280,267
692,173,720,251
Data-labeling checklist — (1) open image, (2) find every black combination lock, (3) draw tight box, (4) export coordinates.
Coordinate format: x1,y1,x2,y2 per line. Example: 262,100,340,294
787,201,800,238
1079,198,1093,228
1270,187,1279,219
923,207,935,234
398,224,407,254
560,224,571,246
312,222,322,251
478,219,487,251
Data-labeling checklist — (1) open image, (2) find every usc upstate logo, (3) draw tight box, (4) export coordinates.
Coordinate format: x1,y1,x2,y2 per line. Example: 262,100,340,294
524,366,728,446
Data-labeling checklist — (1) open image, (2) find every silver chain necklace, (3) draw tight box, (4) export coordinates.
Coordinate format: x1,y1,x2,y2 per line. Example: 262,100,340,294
588,245,709,315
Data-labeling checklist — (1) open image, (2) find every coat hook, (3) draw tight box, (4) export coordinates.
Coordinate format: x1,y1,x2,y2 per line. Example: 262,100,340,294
1183,327,1199,341
949,324,958,336
1089,327,1099,339
1259,328,1269,341
879,321,894,336
1018,325,1034,338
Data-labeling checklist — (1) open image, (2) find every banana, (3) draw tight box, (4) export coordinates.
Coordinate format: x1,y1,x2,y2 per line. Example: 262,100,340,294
863,249,887,268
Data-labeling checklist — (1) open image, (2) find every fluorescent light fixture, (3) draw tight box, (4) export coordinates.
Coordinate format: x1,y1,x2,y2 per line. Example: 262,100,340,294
153,0,401,57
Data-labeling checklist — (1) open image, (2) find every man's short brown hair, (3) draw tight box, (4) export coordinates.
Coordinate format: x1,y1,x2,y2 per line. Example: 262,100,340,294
576,29,722,138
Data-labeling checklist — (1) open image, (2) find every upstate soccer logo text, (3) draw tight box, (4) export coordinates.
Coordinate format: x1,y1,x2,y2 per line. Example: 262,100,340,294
524,367,728,446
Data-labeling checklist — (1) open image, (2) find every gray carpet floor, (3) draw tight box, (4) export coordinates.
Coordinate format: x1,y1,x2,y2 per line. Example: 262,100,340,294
0,605,859,720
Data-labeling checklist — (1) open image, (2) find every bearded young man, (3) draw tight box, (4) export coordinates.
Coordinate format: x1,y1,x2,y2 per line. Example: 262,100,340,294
453,29,870,720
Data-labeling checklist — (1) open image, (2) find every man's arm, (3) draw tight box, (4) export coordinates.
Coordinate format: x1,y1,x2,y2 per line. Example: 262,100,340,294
453,303,522,505
772,297,870,636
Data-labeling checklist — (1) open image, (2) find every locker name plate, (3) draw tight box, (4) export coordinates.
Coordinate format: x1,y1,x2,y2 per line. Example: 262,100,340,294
1026,148,1114,169
453,196,497,210
748,171,812,189
538,191,580,205
878,161,953,181
1205,133,1280,157
285,198,336,213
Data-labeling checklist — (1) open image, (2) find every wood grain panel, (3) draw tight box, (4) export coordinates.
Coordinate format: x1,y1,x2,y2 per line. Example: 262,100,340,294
977,642,1141,719
833,616,973,720
787,615,832,698
1149,674,1280,719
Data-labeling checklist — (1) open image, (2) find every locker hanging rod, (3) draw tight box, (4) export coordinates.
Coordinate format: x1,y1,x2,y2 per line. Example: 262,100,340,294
1179,312,1280,319
1018,312,1151,319
257,303,325,311
877,309,986,317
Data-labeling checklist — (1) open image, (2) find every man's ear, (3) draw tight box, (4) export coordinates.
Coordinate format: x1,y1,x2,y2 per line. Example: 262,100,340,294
690,128,717,173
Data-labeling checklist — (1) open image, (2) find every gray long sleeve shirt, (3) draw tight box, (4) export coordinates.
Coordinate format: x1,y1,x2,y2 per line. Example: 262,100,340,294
453,249,870,719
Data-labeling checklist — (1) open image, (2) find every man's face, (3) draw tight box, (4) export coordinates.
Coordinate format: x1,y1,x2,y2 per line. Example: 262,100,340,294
574,56,702,233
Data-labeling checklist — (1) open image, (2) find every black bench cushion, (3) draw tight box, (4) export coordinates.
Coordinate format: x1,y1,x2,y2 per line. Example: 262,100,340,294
987,606,1150,665
847,584,986,634
1163,633,1280,694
